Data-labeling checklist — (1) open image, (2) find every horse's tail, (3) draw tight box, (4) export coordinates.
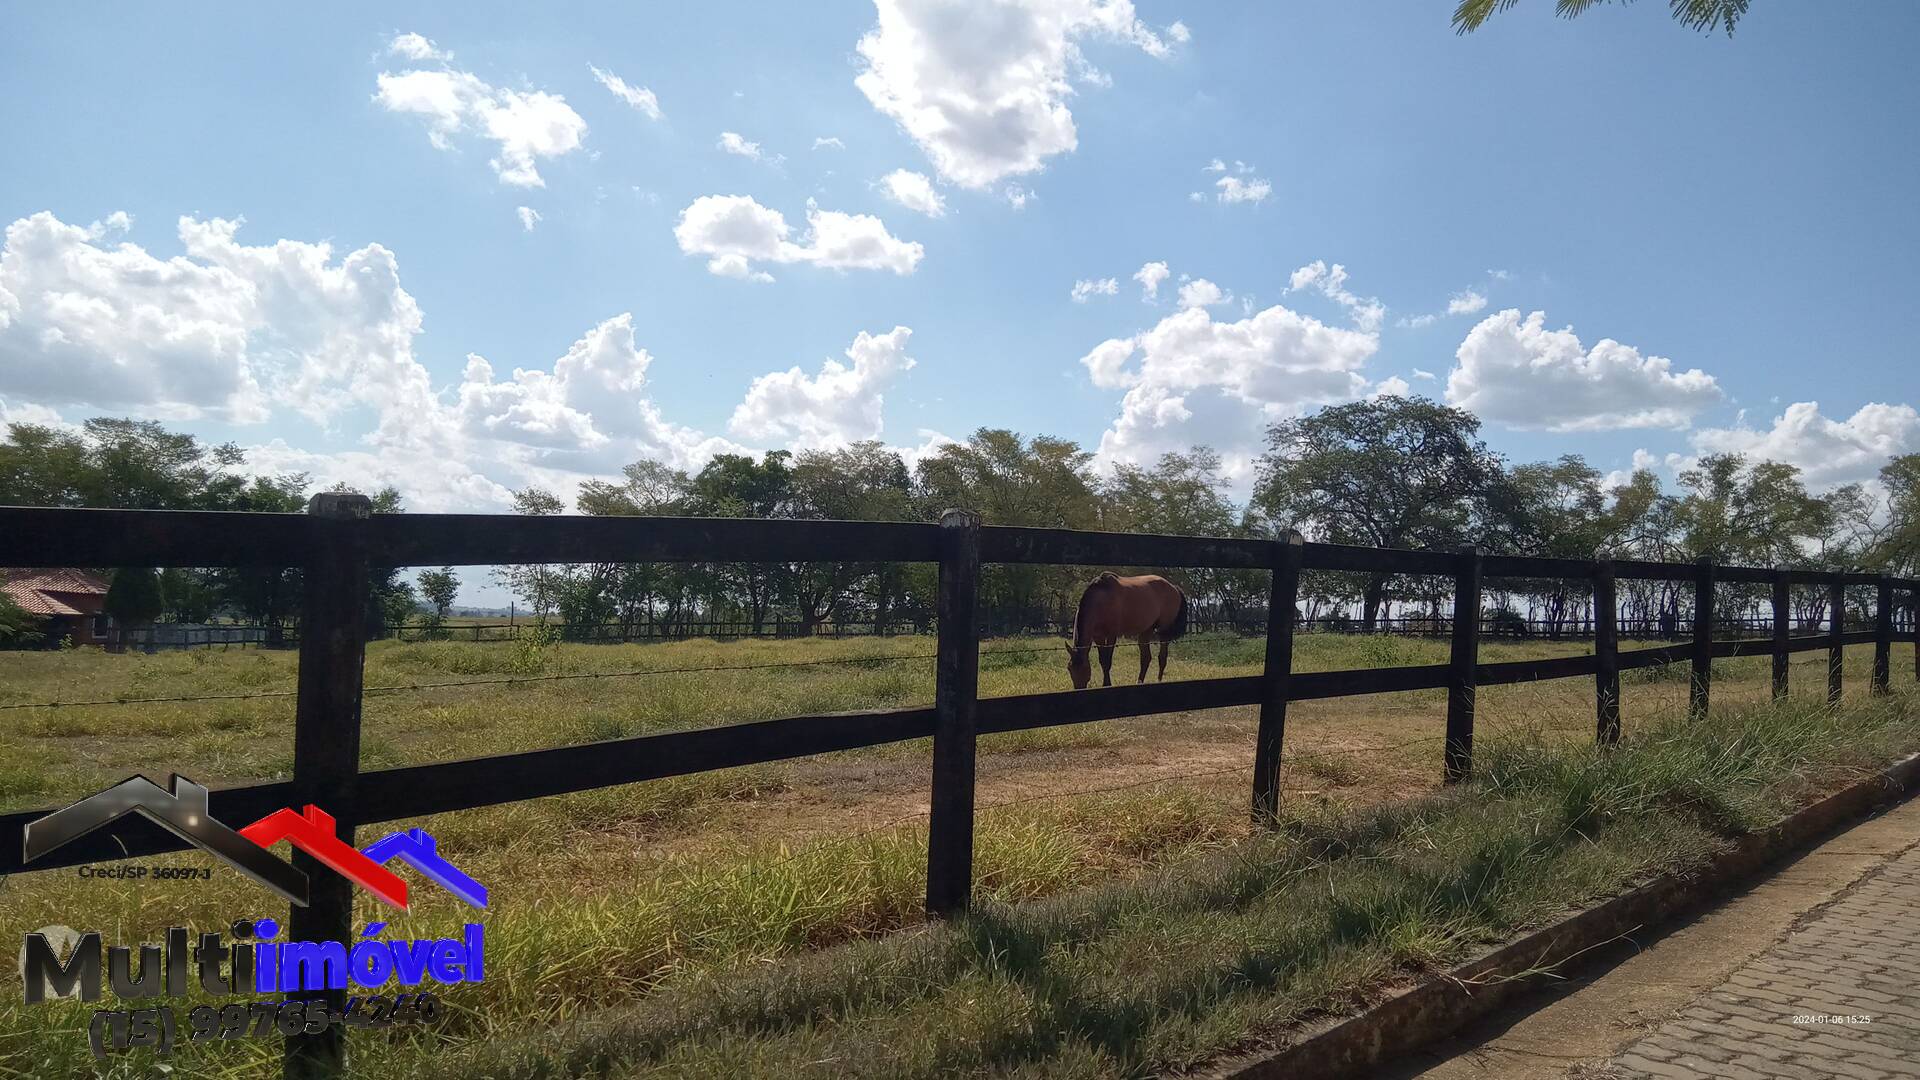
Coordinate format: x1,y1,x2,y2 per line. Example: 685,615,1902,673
1164,585,1189,642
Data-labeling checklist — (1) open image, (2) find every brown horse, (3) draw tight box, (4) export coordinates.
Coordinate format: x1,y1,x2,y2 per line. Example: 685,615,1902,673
1067,572,1188,688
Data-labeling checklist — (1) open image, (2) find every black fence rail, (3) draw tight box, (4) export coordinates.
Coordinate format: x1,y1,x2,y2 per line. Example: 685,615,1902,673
1191,612,1916,640
47,610,1916,651
1,501,1916,1077
379,612,1911,644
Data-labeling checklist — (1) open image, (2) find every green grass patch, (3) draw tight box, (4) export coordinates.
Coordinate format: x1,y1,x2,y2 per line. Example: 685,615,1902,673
378,691,1915,1080
0,637,1909,1079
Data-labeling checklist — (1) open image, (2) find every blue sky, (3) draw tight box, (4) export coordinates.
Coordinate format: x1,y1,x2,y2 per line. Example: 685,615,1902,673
3,1,1917,531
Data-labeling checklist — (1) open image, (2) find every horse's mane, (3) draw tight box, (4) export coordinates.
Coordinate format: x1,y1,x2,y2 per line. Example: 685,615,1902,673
1071,572,1120,648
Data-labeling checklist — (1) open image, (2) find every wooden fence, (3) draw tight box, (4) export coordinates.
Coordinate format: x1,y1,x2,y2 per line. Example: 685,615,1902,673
1,498,1917,1076
378,612,1918,643
71,611,1911,649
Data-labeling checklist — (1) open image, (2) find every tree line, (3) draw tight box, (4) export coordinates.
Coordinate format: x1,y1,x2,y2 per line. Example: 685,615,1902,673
2,398,1916,644
0,419,417,645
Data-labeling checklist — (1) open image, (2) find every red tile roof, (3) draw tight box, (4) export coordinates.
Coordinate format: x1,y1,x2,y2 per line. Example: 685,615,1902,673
0,569,110,617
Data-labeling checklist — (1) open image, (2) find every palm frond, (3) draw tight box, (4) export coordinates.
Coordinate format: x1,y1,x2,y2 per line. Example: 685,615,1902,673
1457,0,1748,34
1452,0,1524,35
1556,0,1625,17
1671,0,1747,35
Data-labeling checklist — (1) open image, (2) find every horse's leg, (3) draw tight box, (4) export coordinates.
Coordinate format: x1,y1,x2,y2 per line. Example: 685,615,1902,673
1136,637,1151,682
1158,641,1170,681
1097,644,1114,687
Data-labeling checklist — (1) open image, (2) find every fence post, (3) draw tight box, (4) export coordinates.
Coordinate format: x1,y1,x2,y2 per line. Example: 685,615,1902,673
284,492,372,1080
1689,556,1714,721
1594,558,1619,745
1873,574,1893,695
926,508,981,917
1252,530,1304,824
1828,578,1846,707
1444,546,1482,784
1771,569,1791,701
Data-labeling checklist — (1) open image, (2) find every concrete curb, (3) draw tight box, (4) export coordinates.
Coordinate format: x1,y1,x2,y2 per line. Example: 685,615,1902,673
1198,751,1920,1080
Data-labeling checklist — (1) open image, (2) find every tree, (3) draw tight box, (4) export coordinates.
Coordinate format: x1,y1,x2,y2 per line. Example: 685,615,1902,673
0,417,266,511
915,429,1102,631
492,488,569,623
577,460,691,516
158,568,217,623
416,566,459,637
210,474,311,645
0,587,41,647
104,566,164,650
684,453,796,633
1254,397,1503,629
786,442,914,633
1867,454,1920,577
1101,448,1266,623
322,483,420,639
417,567,460,622
0,423,91,506
1453,0,1748,36
577,461,694,639
1670,454,1826,565
1478,455,1691,636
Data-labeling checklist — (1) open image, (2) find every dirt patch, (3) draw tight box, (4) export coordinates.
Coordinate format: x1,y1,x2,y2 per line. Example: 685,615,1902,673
619,699,1475,857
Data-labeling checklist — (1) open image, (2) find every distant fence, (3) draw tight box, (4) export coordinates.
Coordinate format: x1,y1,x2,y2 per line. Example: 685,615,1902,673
113,623,272,651
64,610,1917,650
375,611,1912,644
0,500,1915,1077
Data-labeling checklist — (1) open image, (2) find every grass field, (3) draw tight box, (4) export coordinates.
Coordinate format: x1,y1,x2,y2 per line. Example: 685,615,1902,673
0,632,1913,1078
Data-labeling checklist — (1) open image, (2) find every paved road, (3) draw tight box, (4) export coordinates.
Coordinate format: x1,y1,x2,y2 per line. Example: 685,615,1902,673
1395,794,1920,1080
1599,841,1920,1079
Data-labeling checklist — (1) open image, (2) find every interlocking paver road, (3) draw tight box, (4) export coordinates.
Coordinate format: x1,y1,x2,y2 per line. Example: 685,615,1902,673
1599,842,1920,1079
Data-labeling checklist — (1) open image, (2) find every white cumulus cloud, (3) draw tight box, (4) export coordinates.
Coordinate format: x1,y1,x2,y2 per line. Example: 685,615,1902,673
877,169,947,217
1286,260,1385,332
375,59,588,188
730,326,917,451
516,206,541,231
1602,448,1664,491
0,210,456,426
1447,290,1487,315
1689,401,1920,488
0,209,772,509
1447,309,1722,432
589,65,662,119
673,195,924,280
1176,278,1228,309
853,0,1186,190
388,32,449,62
454,313,739,472
1078,299,1380,491
1071,277,1119,303
1406,287,1492,328
1133,260,1169,300
717,131,764,160
1213,174,1271,204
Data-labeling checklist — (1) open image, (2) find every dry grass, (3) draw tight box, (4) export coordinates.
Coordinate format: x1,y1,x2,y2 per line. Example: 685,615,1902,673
0,632,1911,1078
